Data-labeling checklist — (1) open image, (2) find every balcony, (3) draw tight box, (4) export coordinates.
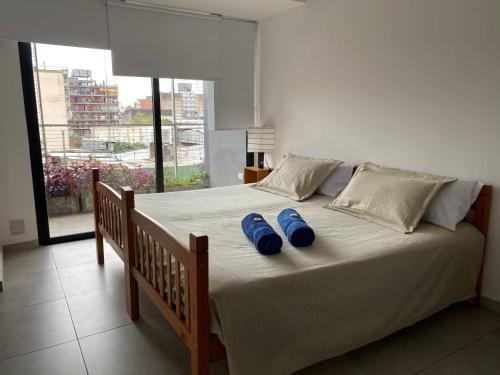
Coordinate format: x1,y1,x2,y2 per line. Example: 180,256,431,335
41,123,207,237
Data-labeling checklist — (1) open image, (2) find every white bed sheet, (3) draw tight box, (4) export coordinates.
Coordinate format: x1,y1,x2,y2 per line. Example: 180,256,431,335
136,184,484,375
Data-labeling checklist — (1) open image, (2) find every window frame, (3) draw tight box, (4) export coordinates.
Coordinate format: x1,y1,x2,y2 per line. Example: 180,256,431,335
19,42,167,244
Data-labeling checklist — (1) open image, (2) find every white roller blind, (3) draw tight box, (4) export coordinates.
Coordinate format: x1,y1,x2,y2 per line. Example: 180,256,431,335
108,3,221,80
214,19,255,130
0,0,109,49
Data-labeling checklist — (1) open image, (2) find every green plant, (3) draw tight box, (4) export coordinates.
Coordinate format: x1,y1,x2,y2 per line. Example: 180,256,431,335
164,166,208,187
45,159,156,198
113,142,146,153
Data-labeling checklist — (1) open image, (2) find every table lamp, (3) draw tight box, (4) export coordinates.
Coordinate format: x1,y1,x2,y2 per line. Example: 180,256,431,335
246,127,275,168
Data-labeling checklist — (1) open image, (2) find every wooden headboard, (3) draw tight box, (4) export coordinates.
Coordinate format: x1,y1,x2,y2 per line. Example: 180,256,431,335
470,184,493,304
470,185,493,240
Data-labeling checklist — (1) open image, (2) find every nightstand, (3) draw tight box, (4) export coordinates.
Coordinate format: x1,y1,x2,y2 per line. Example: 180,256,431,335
244,167,271,184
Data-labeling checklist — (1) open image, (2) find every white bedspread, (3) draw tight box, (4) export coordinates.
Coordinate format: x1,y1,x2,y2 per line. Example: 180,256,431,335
136,184,484,375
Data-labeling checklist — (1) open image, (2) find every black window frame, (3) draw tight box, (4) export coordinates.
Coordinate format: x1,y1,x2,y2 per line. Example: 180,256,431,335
18,42,164,245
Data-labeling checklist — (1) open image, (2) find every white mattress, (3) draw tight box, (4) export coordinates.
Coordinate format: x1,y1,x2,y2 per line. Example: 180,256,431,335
136,184,484,375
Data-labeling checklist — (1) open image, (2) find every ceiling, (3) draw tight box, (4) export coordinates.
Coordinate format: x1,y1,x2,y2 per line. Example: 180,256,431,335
140,0,305,20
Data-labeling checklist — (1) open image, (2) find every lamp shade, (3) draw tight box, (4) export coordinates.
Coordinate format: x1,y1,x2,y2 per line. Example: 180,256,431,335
247,127,275,153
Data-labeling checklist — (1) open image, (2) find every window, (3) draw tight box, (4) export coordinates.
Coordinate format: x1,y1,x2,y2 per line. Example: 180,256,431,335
28,42,210,240
159,78,208,190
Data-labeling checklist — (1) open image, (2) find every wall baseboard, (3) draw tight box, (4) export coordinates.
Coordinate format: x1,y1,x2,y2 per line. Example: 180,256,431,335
480,296,500,314
2,239,39,253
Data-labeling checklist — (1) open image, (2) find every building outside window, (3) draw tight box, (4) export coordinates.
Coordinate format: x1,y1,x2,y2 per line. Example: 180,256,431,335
32,43,210,237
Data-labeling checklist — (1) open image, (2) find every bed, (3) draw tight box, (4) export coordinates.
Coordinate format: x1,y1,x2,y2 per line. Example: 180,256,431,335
91,169,492,375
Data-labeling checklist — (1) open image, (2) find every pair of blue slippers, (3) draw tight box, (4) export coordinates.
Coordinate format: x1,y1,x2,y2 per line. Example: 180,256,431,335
241,208,315,255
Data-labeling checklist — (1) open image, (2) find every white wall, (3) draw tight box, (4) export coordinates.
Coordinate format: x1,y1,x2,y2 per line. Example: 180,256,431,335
207,130,246,187
205,82,246,186
259,0,500,302
0,40,38,246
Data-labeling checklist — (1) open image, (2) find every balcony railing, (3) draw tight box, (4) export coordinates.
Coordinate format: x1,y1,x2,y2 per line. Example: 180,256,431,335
40,123,205,168
41,123,207,218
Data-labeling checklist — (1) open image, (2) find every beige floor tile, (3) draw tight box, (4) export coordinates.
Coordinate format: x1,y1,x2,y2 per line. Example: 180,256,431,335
0,341,86,375
67,286,132,338
67,285,160,338
346,323,456,375
294,355,366,375
0,299,76,361
419,347,500,375
422,303,500,347
3,247,55,279
51,239,120,269
0,269,64,312
80,317,190,375
58,259,124,297
466,328,500,369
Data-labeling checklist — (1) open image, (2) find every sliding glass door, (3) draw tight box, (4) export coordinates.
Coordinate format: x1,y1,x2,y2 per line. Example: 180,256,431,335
19,42,210,244
159,78,208,191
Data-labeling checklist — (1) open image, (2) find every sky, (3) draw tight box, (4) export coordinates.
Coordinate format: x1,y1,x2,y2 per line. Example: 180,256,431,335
35,43,205,107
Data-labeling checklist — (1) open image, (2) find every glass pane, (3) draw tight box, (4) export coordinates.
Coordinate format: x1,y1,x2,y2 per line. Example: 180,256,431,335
159,78,208,191
33,43,155,238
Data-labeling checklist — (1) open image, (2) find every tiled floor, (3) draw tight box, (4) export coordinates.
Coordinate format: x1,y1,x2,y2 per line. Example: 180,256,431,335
1,240,500,375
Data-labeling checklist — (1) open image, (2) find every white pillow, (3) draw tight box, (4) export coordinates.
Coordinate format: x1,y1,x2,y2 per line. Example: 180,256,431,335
317,164,353,198
423,180,483,231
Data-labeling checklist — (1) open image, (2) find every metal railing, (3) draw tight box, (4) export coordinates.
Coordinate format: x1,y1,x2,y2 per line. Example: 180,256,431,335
40,123,205,172
42,122,207,220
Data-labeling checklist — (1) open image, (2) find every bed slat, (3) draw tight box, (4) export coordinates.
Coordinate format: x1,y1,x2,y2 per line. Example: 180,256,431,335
152,240,157,291
159,247,165,300
166,253,173,307
176,260,182,319
146,234,151,284
185,267,190,330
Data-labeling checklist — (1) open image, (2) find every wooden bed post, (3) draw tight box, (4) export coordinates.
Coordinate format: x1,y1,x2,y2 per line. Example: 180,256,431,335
471,185,493,305
92,168,104,265
121,187,139,320
189,233,210,375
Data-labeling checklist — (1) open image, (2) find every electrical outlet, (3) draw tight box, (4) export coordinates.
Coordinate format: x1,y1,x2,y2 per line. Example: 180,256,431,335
238,172,244,180
10,219,25,235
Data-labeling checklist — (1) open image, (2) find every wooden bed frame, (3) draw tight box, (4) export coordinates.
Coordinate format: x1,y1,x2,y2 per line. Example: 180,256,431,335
91,168,492,375
92,169,225,375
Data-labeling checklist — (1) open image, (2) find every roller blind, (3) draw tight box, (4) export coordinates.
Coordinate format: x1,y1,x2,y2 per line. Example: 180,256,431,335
108,2,222,81
214,19,255,130
0,0,109,49
2,0,255,130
